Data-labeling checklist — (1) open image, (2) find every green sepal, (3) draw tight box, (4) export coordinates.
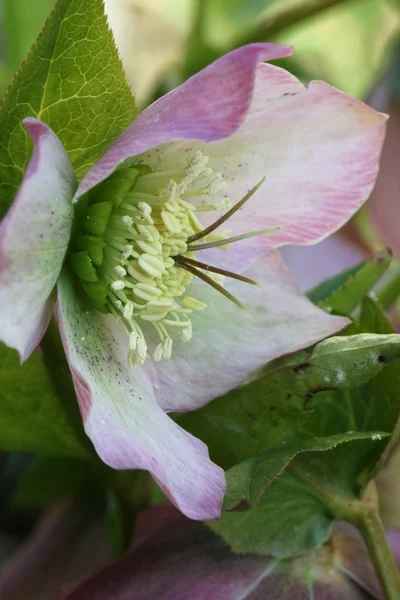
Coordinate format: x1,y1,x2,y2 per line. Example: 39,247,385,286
75,233,106,266
70,251,98,283
134,164,152,177
89,167,144,210
80,276,109,311
83,201,113,236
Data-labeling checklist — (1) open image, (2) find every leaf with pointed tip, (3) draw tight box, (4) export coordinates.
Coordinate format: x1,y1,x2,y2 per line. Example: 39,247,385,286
210,434,387,558
207,298,400,558
307,249,392,314
222,432,389,512
180,332,400,469
0,0,136,219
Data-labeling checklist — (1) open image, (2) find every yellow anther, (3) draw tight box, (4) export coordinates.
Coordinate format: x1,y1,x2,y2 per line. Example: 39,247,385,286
85,150,262,368
183,297,207,311
180,324,192,342
138,254,166,278
153,343,164,362
135,283,162,296
136,239,162,256
115,265,127,277
127,264,154,284
138,202,152,215
161,211,181,234
122,215,133,226
124,302,134,320
137,224,158,241
140,311,170,322
188,211,203,232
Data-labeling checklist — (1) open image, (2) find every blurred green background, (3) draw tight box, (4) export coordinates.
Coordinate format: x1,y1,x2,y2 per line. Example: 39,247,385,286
0,0,399,105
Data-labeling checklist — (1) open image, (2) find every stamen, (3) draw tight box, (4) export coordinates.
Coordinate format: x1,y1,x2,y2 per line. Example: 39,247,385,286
124,302,134,319
115,265,127,277
72,153,273,367
182,296,207,311
111,280,125,291
163,337,173,359
154,343,164,362
180,323,192,342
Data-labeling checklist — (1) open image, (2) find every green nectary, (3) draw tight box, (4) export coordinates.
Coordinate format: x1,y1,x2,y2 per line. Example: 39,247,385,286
69,152,272,366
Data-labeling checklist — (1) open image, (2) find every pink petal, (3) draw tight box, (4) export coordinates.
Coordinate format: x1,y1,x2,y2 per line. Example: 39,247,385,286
369,101,400,255
64,505,368,600
139,63,386,273
56,271,225,521
0,119,76,361
63,504,272,600
280,233,367,291
75,43,293,199
151,250,349,413
387,530,400,567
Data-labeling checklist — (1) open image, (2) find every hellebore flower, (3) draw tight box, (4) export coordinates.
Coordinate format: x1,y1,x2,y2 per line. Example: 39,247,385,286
63,504,394,599
0,44,387,520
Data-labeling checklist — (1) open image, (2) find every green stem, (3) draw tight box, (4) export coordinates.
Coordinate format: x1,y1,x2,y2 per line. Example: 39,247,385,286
289,466,400,600
235,0,355,46
375,260,400,311
181,0,356,82
356,506,400,600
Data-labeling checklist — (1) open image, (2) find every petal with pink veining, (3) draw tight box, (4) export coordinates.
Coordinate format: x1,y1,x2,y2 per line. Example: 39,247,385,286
280,233,367,291
139,63,386,273
75,43,293,199
63,505,369,600
150,250,349,413
56,270,225,520
0,118,76,361
63,504,272,600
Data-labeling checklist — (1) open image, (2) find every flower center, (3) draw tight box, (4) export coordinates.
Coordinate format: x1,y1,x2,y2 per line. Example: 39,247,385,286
70,152,275,366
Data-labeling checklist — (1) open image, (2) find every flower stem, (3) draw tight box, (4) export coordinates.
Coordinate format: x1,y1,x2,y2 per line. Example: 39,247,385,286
355,505,400,600
375,259,400,311
289,465,400,600
236,0,356,45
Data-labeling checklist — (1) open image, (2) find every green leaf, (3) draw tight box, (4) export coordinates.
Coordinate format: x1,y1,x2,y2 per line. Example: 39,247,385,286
0,342,91,459
181,333,400,469
13,456,100,506
210,435,387,557
0,0,136,219
208,297,400,558
222,432,388,511
307,249,392,314
305,297,399,439
2,0,56,72
106,490,127,558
